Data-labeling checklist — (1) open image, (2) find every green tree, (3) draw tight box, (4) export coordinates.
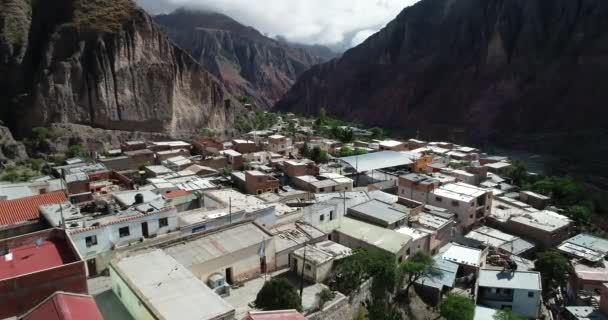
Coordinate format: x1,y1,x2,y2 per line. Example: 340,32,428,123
31,127,50,140
535,250,573,289
506,161,528,187
440,293,475,320
566,205,592,224
301,142,311,159
493,309,527,320
397,252,437,296
339,146,354,157
66,144,83,158
223,166,233,177
254,278,302,312
369,127,385,140
310,146,328,163
316,288,335,310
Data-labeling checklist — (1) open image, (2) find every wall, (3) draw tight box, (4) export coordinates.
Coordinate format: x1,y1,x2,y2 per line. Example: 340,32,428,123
479,289,541,319
188,238,276,285
498,219,568,248
307,279,372,320
427,196,475,227
72,208,179,273
180,207,276,235
301,204,340,228
110,266,155,320
331,230,407,262
0,220,45,240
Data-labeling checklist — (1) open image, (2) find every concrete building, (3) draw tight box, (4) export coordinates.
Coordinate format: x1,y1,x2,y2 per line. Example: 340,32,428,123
292,174,353,194
20,291,103,320
233,139,257,154
483,162,512,175
163,222,276,285
268,135,293,155
410,210,454,255
396,226,431,255
442,169,478,185
273,222,327,269
503,210,571,248
123,149,155,168
110,250,235,320
192,138,225,156
290,240,352,283
519,191,551,210
398,173,439,202
242,171,280,195
441,243,485,276
120,140,146,152
465,226,535,257
162,155,193,171
40,200,179,275
220,149,244,170
0,191,67,239
319,217,412,262
0,229,87,319
0,179,64,201
379,140,407,151
347,199,408,229
281,160,320,178
558,233,608,263
476,269,542,319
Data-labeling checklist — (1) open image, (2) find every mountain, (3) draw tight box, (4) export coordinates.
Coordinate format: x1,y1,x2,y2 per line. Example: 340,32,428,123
276,0,608,170
0,0,243,137
155,9,334,108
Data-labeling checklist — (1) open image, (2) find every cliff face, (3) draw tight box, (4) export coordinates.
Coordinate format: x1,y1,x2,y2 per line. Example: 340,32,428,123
155,10,333,108
0,0,242,137
276,0,608,145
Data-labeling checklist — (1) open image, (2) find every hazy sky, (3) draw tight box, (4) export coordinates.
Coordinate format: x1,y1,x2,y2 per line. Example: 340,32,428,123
137,0,419,48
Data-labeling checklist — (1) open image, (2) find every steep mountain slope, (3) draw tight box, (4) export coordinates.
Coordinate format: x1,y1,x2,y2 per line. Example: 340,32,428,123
155,9,334,108
0,0,242,137
276,0,608,151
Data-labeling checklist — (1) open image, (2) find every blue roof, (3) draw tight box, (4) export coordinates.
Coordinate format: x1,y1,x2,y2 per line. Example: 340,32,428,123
416,256,458,289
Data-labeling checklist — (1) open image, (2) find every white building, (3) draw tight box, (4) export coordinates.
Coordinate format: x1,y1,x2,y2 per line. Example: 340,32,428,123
290,240,352,283
427,183,492,228
41,200,179,275
476,269,542,319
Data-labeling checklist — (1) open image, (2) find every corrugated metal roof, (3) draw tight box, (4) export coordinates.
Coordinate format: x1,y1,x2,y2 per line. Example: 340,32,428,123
22,292,103,320
0,191,67,225
417,256,458,289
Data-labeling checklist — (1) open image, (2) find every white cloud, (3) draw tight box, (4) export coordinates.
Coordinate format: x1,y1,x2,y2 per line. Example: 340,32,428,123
137,0,419,48
351,29,378,47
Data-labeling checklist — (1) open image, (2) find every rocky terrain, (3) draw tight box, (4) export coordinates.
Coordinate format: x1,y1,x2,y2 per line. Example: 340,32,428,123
0,0,243,138
276,0,608,174
0,126,27,162
155,9,334,108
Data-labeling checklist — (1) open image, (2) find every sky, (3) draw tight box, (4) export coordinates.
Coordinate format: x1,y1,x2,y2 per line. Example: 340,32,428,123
137,0,419,50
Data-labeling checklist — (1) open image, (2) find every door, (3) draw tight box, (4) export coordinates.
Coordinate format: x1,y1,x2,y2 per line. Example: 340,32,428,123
87,259,97,277
226,267,233,285
141,222,149,238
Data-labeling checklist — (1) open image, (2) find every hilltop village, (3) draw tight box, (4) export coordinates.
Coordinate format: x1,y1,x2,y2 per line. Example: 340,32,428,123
0,112,604,320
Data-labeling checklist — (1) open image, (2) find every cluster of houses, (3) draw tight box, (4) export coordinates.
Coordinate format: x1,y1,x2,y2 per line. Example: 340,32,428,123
0,113,604,320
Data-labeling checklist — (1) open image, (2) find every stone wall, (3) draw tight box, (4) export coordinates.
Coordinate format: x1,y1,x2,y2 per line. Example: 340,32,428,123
307,279,372,320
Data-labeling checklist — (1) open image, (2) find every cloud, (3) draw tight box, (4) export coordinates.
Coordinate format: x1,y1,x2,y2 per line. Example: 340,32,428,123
136,0,419,48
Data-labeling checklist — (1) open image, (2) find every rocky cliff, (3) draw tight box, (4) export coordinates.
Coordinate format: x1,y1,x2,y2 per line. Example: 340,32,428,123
155,9,334,108
276,0,608,150
0,0,242,137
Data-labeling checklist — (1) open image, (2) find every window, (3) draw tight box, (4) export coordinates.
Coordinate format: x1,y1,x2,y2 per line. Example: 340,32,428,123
452,201,459,207
116,285,122,298
329,211,334,221
159,218,168,228
398,256,403,263
85,235,98,248
320,215,325,222
406,248,411,255
528,291,534,298
119,226,130,238
305,264,312,271
470,214,474,219
435,196,443,202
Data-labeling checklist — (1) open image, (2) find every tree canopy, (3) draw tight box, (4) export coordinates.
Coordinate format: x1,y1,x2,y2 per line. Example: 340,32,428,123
254,278,302,312
440,293,475,320
534,250,573,289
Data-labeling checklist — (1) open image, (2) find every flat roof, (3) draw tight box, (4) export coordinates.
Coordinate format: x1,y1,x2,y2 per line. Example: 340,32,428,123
415,212,452,230
339,151,414,173
112,190,161,207
318,217,411,254
558,233,608,262
520,190,550,200
204,189,268,212
478,269,542,291
348,199,408,225
484,162,512,169
566,307,608,320
145,165,173,174
511,210,571,232
379,140,404,147
112,250,234,320
396,226,429,241
466,226,534,255
441,243,483,267
164,223,272,268
0,238,76,279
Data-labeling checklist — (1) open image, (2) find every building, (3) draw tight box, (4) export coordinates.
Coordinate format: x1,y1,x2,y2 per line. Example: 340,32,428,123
162,155,193,171
465,226,535,257
476,269,542,319
347,199,408,229
221,149,244,170
519,191,550,210
565,283,608,320
240,171,280,195
40,200,179,275
120,140,146,152
292,174,353,194
282,160,320,178
483,162,512,175
20,291,103,320
290,240,352,283
558,233,608,262
379,140,407,151
149,141,192,152
503,210,571,248
0,229,87,319
415,256,458,305
163,222,276,285
243,310,306,320
410,211,454,255
442,169,478,185
420,183,492,228
319,217,412,262
441,243,485,276
273,222,327,269
144,165,173,178
192,138,225,156
268,135,293,155
0,179,64,201
233,139,257,154
0,191,67,239
123,149,155,168
110,250,235,320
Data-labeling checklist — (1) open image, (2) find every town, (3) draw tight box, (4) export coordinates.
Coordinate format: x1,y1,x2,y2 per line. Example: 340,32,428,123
0,111,604,320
